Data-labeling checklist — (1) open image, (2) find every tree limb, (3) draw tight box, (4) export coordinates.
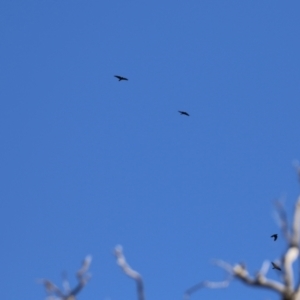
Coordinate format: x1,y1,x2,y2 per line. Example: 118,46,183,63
282,247,299,292
186,259,285,299
114,245,145,300
291,197,300,247
70,255,92,297
39,255,92,300
274,200,291,243
184,275,231,300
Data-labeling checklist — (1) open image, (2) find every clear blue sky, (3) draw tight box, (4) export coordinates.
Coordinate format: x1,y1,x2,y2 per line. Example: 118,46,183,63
1,1,300,299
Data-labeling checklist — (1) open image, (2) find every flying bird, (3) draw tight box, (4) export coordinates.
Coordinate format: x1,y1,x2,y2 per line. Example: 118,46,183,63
178,111,190,116
114,75,128,81
271,234,278,241
271,262,281,271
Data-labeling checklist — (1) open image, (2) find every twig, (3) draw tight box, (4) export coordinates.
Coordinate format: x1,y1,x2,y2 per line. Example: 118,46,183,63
184,277,231,300
274,200,291,242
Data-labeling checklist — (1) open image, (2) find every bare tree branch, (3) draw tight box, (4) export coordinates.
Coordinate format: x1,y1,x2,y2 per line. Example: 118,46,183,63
39,279,64,298
185,259,286,300
184,269,231,300
77,255,92,279
39,255,92,300
114,245,145,300
69,255,92,297
257,260,270,277
282,247,299,292
291,197,300,246
212,259,234,274
111,186,300,300
274,200,291,243
62,272,71,295
292,160,300,184
227,261,285,293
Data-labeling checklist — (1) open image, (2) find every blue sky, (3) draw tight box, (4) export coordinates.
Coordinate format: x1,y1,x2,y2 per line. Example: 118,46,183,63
1,1,300,299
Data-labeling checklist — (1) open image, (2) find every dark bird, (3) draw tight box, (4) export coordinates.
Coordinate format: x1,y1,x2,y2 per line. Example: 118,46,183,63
271,234,278,241
271,262,281,271
178,111,190,116
114,75,128,81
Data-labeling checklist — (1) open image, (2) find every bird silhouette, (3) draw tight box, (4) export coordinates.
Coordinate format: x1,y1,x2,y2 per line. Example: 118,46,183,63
114,75,128,81
178,111,190,116
271,234,278,241
271,262,281,271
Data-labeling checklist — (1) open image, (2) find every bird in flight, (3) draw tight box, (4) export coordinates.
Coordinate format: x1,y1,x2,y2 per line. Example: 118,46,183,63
178,111,190,116
271,234,278,241
271,262,281,271
114,75,128,81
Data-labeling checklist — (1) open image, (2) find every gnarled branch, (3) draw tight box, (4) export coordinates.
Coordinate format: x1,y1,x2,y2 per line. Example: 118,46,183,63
186,194,300,300
114,245,145,300
185,258,286,300
39,255,92,300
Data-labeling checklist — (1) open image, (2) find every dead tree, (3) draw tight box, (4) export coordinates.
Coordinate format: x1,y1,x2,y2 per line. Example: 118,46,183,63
39,255,92,300
113,199,300,300
185,197,300,300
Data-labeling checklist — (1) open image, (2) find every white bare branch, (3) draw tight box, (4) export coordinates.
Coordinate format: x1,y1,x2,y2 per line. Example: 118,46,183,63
114,245,145,300
257,260,270,277
274,200,291,242
62,272,71,294
292,160,300,183
212,259,234,274
232,261,285,293
291,197,300,246
77,255,92,279
283,247,299,291
184,278,231,300
186,259,285,299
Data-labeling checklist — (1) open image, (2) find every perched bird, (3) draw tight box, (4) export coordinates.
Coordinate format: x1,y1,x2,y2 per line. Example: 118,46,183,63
271,262,281,271
271,234,278,241
114,75,128,81
178,111,190,116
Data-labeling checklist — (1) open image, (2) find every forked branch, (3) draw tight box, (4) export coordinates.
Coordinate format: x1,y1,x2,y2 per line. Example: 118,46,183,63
39,255,92,300
186,195,300,300
184,259,286,300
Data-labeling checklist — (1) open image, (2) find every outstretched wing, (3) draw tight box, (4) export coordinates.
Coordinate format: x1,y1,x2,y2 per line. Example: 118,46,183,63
178,111,190,116
271,262,281,270
271,234,278,241
114,75,128,81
